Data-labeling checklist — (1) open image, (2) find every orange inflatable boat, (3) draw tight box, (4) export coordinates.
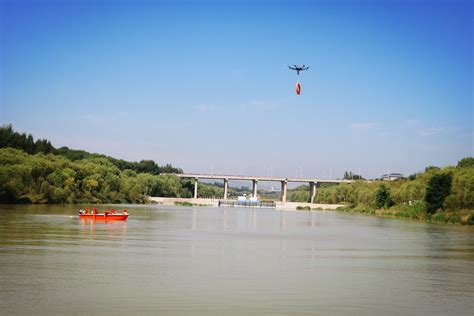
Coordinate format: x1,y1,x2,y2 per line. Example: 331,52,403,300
78,209,128,221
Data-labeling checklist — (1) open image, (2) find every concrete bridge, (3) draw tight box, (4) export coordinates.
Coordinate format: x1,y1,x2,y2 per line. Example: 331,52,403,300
170,173,353,203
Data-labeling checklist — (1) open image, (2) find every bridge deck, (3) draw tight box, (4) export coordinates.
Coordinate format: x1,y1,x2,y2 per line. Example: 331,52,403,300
169,173,352,184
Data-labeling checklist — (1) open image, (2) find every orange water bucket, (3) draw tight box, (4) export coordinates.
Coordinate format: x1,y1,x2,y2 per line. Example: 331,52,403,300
296,82,301,95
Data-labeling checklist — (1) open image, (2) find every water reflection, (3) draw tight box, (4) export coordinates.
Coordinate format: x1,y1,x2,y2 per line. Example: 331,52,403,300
280,210,286,230
79,218,127,238
187,208,319,234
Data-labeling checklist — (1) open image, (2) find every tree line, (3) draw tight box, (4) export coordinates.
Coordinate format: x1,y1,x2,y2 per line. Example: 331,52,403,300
314,159,473,210
284,158,473,223
0,124,182,176
1,124,472,219
0,147,177,203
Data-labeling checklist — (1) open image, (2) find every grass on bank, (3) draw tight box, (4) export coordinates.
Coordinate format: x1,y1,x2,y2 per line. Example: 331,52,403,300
331,202,474,225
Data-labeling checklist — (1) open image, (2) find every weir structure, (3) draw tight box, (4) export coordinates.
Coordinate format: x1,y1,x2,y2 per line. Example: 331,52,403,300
171,173,353,203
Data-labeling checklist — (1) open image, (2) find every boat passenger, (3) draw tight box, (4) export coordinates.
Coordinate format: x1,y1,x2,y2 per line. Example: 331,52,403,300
122,210,128,215
92,208,98,214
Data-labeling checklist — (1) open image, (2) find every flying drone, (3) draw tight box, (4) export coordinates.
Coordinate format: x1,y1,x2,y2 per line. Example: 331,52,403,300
288,65,310,95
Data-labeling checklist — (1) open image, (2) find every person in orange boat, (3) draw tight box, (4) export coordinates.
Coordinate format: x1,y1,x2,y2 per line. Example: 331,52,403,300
92,208,98,214
122,210,128,215
83,208,89,214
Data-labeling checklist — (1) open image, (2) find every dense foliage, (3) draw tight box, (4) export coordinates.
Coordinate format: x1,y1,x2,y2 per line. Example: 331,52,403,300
0,125,182,175
1,124,472,219
287,185,310,202
457,157,474,168
425,173,452,214
0,124,185,204
0,148,190,204
375,185,394,209
283,159,473,219
271,161,472,224
0,125,54,154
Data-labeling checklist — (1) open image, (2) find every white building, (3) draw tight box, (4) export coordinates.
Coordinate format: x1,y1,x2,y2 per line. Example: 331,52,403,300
381,173,404,181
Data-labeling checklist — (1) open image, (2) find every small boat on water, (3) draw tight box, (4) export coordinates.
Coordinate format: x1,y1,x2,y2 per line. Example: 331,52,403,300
78,208,128,221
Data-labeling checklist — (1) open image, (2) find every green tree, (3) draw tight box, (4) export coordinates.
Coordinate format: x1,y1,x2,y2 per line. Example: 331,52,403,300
1,125,182,177
443,168,474,210
343,171,364,180
425,173,452,214
457,157,474,168
375,185,393,209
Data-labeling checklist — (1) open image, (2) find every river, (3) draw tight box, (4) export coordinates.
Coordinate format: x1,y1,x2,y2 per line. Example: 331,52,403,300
1,204,473,315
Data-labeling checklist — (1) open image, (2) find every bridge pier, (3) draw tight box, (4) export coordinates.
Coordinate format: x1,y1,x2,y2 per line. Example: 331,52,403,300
252,179,258,198
223,178,228,200
193,178,198,199
170,173,353,202
309,181,318,203
280,180,287,203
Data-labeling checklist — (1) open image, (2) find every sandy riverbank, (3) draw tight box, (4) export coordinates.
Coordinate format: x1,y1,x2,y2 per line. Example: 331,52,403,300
149,197,344,211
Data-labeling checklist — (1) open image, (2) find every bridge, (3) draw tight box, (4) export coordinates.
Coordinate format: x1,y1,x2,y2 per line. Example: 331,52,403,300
169,173,353,203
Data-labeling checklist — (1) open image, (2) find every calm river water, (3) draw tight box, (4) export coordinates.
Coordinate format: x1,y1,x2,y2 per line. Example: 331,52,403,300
1,204,473,315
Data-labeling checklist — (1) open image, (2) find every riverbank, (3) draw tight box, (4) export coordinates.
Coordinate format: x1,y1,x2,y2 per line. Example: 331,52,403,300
330,205,474,225
148,197,474,225
148,197,344,211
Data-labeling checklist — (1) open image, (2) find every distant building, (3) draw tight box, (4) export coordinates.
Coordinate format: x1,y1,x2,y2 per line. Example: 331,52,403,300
381,173,404,181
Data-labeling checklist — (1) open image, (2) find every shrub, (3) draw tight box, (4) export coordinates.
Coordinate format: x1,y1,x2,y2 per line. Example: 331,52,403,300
425,173,452,214
375,185,393,209
432,213,446,223
448,215,461,224
469,216,474,225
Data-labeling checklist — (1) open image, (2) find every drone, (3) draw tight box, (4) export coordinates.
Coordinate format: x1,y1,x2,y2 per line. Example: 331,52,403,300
288,65,310,76
288,64,310,95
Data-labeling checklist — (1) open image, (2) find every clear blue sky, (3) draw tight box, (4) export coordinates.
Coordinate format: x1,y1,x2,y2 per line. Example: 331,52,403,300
1,0,472,180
